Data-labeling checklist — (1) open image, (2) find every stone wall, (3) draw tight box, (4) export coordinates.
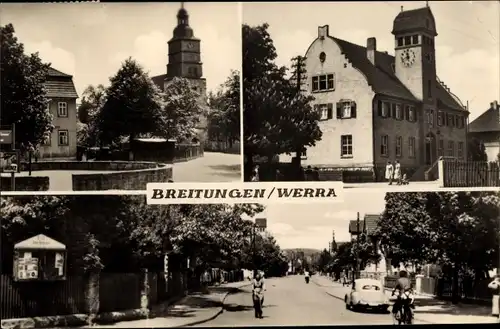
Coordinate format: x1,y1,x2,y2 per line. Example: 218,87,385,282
0,176,49,191
72,166,172,191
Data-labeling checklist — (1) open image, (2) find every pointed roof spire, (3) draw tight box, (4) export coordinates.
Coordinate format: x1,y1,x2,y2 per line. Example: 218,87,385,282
181,1,184,9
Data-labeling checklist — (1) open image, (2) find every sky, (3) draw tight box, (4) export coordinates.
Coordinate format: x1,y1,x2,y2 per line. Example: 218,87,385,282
0,2,241,99
245,190,387,250
243,1,500,121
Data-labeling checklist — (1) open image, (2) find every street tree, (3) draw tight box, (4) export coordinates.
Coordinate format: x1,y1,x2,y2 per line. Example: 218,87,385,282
207,70,241,146
96,58,163,145
243,24,322,178
315,249,333,273
1,24,53,149
77,84,108,147
157,77,205,142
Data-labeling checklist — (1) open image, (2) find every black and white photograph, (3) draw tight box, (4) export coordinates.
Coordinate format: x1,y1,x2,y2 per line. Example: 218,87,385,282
242,1,500,189
1,191,499,327
0,2,241,192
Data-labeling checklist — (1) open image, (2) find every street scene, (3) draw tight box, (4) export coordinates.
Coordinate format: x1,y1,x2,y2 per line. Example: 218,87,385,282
1,191,498,327
242,1,499,188
0,2,241,191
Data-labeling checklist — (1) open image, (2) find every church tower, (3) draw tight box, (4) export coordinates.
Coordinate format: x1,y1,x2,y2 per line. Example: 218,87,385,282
392,5,437,103
165,3,208,141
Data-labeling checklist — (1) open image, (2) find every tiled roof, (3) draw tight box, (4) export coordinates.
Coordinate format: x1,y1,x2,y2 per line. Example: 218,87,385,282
392,7,437,36
44,68,78,99
363,214,380,234
327,36,465,110
469,104,500,133
151,74,167,90
348,220,364,234
47,67,73,78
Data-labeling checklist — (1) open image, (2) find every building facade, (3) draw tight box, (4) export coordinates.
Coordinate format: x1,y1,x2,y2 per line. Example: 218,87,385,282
468,101,500,162
151,5,208,143
40,67,78,159
284,6,468,181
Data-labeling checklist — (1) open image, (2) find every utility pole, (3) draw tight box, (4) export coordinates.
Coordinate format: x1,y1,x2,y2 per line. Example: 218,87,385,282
356,212,361,280
290,56,307,176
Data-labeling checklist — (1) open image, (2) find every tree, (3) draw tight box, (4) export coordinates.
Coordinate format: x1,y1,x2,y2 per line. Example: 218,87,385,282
242,24,322,178
207,70,241,145
467,137,488,162
1,24,53,149
377,192,500,302
77,84,107,147
156,77,205,142
315,249,333,273
96,58,163,145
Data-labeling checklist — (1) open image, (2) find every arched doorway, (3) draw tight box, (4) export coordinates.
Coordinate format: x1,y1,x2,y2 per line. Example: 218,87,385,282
425,132,437,165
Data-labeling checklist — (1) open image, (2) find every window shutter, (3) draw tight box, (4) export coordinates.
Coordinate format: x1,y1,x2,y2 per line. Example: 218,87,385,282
413,109,418,122
336,102,342,119
327,103,333,119
351,101,357,118
387,104,392,118
404,106,409,121
391,104,396,118
377,100,383,117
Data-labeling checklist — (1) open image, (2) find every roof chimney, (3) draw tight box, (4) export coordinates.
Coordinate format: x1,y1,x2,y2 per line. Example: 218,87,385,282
367,37,376,66
318,25,329,40
492,100,499,110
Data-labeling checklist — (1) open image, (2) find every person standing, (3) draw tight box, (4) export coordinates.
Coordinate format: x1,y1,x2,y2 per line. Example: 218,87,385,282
252,272,266,318
394,160,402,185
385,161,394,185
251,165,260,182
488,274,500,320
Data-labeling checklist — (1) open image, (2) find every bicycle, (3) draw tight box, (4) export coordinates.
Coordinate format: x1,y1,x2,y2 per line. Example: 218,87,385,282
392,291,413,325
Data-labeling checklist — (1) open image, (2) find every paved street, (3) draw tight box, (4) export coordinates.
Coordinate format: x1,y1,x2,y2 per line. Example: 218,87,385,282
173,152,241,182
193,275,497,326
195,275,408,326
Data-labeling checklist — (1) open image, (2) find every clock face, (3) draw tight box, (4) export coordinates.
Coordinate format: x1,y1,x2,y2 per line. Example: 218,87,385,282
400,49,416,67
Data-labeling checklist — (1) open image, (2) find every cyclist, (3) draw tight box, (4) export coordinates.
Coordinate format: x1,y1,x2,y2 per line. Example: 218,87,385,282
392,270,415,322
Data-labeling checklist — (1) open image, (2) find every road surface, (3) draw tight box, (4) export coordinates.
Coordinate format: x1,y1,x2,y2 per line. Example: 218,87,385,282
173,152,240,182
194,275,425,326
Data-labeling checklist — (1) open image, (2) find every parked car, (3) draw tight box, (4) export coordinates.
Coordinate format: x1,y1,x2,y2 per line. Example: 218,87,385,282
345,278,390,312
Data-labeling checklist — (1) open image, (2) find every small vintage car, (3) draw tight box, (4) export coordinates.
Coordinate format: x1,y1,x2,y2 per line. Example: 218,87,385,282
345,278,390,312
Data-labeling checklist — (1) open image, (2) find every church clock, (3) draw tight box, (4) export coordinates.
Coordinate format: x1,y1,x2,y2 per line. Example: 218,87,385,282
400,49,416,67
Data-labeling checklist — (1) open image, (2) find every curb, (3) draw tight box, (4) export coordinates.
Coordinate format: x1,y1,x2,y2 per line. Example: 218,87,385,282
178,283,253,327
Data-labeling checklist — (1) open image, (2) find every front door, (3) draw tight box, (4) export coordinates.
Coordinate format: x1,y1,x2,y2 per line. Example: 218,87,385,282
425,141,432,165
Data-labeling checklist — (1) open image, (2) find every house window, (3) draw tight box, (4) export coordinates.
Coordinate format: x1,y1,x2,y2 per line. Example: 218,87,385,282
427,80,432,98
412,35,419,44
457,142,464,158
447,113,455,127
58,130,69,146
405,105,416,122
395,104,402,120
404,36,411,45
312,74,335,92
397,37,403,47
438,139,444,157
381,135,389,157
381,102,390,117
337,101,356,119
396,136,403,157
58,102,68,117
319,104,329,120
437,111,444,126
447,141,454,157
341,135,353,157
408,137,416,158
456,115,464,129
427,109,434,127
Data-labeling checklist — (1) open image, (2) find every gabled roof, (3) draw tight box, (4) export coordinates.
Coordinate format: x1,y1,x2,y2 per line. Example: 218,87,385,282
469,103,500,133
327,36,466,111
45,67,78,99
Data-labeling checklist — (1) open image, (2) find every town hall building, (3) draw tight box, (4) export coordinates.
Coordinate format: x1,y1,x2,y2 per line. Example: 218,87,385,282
288,5,469,181
151,4,208,143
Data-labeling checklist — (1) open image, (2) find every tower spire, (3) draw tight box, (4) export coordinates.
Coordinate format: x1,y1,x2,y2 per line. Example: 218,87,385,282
181,1,184,9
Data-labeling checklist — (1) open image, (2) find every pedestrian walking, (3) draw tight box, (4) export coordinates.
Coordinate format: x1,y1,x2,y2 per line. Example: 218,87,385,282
385,161,394,185
305,165,313,181
488,274,500,319
394,160,401,185
201,269,211,294
312,167,321,181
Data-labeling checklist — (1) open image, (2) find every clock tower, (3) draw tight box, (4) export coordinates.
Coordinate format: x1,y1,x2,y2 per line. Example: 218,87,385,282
164,3,208,141
392,6,437,102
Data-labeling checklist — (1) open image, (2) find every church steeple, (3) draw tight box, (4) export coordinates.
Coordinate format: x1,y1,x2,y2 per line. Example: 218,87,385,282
173,2,194,39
